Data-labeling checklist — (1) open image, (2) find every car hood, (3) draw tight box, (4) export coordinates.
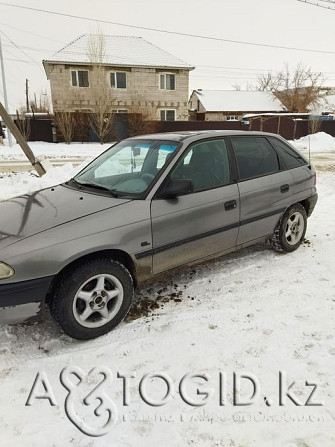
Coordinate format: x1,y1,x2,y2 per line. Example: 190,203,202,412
0,184,131,250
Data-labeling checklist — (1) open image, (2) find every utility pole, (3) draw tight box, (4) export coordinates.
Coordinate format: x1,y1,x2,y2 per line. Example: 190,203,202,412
26,78,30,113
0,101,50,176
0,33,13,147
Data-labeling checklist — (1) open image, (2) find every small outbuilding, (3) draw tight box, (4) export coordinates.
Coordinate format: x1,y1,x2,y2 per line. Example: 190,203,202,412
189,89,286,121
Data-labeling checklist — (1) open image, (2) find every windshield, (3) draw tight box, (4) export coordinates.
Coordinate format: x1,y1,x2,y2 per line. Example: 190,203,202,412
73,139,179,197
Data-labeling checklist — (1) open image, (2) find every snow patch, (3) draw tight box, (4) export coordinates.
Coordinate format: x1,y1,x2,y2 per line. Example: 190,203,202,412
0,161,89,201
290,132,335,153
0,140,110,161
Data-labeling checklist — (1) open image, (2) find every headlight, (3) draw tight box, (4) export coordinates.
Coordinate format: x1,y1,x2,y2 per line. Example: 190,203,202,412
0,262,15,279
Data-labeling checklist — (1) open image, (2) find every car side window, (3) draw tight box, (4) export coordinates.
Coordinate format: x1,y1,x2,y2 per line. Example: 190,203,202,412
268,137,307,169
170,139,230,192
230,137,280,181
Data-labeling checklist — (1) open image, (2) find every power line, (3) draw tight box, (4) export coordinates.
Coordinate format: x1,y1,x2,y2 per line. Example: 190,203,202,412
0,22,66,44
1,33,333,84
2,36,333,78
5,41,335,77
0,30,44,73
297,0,335,10
2,37,334,77
5,57,36,64
2,43,58,54
192,65,335,79
198,64,273,72
1,2,335,55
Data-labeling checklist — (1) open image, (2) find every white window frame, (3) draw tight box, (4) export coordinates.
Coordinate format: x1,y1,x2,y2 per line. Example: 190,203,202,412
160,109,176,121
226,115,239,121
110,72,127,89
71,70,89,87
159,73,176,90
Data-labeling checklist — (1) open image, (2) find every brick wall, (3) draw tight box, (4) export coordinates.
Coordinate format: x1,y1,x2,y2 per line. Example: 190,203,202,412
47,64,190,120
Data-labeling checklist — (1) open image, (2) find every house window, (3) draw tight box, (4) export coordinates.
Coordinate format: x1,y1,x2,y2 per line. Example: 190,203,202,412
71,70,89,87
159,73,175,90
116,109,128,113
227,115,239,121
110,72,127,89
160,109,176,121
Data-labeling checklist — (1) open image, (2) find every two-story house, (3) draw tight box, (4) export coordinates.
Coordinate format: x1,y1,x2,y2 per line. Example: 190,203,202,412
43,34,194,121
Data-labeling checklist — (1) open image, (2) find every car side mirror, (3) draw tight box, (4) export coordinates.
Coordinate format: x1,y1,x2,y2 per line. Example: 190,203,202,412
157,178,194,199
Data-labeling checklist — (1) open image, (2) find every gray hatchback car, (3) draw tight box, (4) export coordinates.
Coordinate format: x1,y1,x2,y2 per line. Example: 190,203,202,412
0,131,317,339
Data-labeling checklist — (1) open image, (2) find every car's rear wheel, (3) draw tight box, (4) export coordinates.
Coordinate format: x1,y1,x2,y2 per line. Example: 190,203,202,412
50,259,133,340
271,203,307,253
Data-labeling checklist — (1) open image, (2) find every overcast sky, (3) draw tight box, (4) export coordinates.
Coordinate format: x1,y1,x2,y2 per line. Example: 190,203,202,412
0,0,334,112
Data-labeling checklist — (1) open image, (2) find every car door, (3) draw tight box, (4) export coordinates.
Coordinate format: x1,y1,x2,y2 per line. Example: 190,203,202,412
229,136,294,246
150,138,240,275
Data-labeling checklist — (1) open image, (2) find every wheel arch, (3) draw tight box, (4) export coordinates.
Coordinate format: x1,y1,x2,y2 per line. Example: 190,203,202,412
274,199,309,231
46,249,137,303
298,198,311,216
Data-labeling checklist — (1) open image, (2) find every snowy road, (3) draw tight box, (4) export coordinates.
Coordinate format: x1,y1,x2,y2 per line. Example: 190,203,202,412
0,138,334,446
0,158,86,173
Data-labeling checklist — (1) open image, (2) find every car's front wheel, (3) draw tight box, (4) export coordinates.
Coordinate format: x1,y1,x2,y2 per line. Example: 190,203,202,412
271,203,307,253
50,259,133,340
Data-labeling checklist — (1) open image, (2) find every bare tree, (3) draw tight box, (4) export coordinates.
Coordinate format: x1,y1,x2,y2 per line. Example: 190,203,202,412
73,111,90,143
308,115,323,134
257,72,274,92
87,31,115,143
127,96,158,136
90,104,115,144
232,82,256,92
30,91,51,114
54,111,75,144
232,83,242,91
15,110,31,141
257,63,324,112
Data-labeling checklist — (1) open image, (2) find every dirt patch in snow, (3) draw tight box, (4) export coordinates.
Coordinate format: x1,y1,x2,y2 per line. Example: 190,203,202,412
315,163,335,172
125,282,196,323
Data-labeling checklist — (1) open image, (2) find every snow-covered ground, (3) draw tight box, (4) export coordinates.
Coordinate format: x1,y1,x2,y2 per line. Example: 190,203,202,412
0,162,93,202
0,140,110,161
0,141,110,200
289,131,335,154
0,135,335,446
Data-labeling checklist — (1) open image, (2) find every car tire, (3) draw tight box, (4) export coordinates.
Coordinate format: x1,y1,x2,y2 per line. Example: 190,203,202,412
50,259,134,340
271,203,307,253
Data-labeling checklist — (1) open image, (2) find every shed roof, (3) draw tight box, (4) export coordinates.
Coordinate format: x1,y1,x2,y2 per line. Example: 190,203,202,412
193,90,286,112
43,34,194,70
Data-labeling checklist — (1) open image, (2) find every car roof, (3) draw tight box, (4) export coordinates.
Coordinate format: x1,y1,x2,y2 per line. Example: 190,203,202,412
128,130,279,142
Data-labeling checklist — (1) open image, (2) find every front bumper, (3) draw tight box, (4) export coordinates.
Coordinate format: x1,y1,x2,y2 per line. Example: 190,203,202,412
0,276,54,324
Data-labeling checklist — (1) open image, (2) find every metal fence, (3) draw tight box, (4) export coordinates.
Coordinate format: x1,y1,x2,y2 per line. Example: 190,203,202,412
16,115,335,143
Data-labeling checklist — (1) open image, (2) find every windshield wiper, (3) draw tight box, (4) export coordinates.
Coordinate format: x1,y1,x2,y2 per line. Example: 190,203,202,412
68,179,119,197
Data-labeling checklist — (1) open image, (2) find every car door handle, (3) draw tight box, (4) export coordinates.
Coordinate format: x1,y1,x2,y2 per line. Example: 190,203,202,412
280,184,290,193
224,200,237,211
